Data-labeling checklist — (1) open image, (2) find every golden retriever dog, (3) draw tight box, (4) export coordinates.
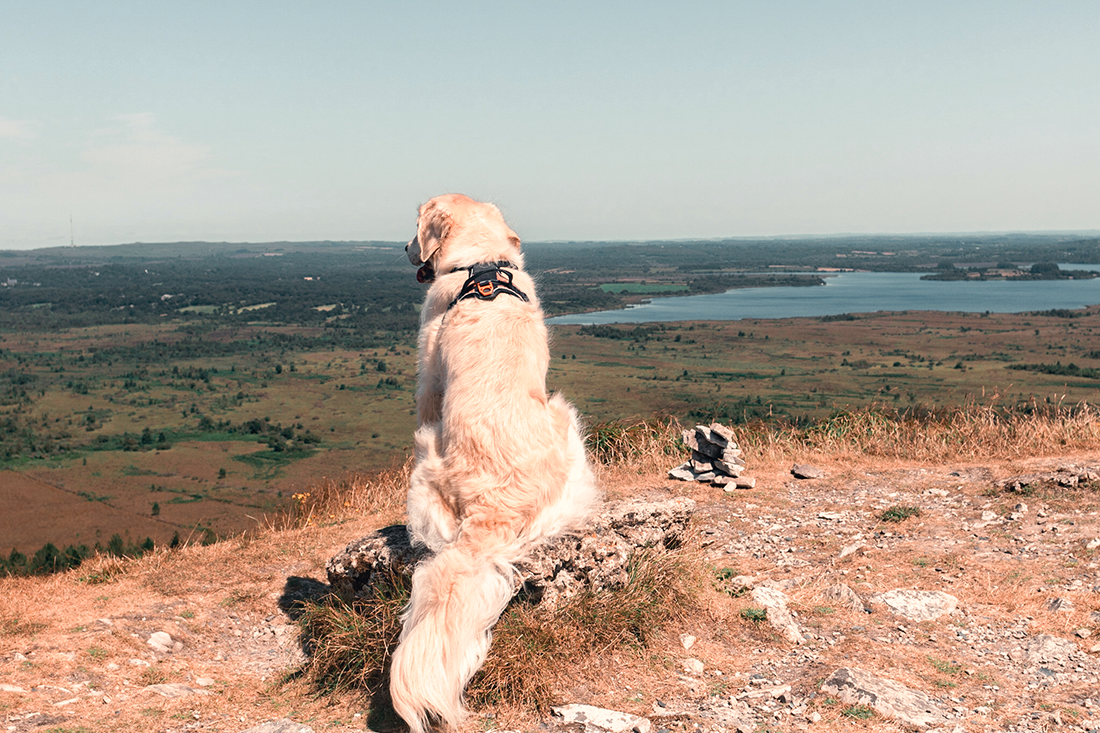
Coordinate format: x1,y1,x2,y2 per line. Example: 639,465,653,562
389,194,599,733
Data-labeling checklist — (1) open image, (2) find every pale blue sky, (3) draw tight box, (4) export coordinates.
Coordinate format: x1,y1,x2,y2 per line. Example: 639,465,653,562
2,1,1098,249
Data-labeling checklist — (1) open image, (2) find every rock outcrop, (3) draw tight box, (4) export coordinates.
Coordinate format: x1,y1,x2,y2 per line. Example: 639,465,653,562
327,497,695,609
820,667,950,727
1001,464,1100,492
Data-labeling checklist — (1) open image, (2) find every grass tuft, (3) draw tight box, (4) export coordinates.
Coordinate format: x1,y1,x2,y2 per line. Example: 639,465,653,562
842,703,876,720
880,505,922,523
469,548,700,711
586,417,684,467
739,606,768,623
294,570,409,697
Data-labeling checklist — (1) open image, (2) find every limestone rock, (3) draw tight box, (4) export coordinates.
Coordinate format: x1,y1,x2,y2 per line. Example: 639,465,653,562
328,497,695,609
1047,597,1075,612
870,590,958,622
690,456,714,473
652,700,753,733
668,463,695,481
147,631,181,653
552,704,652,733
1001,465,1100,492
820,667,949,727
683,429,721,459
1024,634,1076,665
837,541,864,559
239,720,315,733
671,423,753,488
143,683,210,699
822,583,865,613
682,657,704,675
714,459,745,476
790,464,824,480
751,586,804,644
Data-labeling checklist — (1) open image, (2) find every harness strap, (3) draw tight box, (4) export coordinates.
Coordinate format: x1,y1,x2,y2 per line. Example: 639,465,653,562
446,261,530,311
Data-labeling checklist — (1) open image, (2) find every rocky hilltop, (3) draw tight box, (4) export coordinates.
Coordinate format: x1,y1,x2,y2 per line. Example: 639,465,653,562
2,453,1099,733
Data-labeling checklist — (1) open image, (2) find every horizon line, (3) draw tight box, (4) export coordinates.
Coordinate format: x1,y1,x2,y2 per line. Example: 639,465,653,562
5,228,1100,254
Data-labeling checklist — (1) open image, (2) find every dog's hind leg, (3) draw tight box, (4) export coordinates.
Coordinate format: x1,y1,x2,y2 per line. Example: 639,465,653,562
523,394,601,544
406,423,458,551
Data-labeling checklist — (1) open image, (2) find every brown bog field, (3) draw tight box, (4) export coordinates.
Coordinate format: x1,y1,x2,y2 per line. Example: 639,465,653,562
3,307,1100,554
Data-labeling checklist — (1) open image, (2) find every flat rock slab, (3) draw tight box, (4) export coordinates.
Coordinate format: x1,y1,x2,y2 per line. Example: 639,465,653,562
822,582,865,613
1001,465,1100,492
821,667,949,727
790,464,824,479
146,631,181,653
751,586,804,644
870,589,958,622
239,720,315,733
142,683,210,699
1023,634,1077,665
552,704,651,733
328,497,696,609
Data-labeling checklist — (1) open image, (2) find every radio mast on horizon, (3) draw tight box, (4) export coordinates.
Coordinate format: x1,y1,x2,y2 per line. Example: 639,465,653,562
70,214,75,248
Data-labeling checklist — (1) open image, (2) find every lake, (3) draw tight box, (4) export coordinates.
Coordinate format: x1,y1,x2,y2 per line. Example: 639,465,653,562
548,266,1100,324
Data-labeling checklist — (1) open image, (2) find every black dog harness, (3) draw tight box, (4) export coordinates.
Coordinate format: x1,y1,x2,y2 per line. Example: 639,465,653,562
446,261,530,311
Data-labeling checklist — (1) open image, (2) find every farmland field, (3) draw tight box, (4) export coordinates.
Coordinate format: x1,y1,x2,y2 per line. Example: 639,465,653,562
5,307,1100,554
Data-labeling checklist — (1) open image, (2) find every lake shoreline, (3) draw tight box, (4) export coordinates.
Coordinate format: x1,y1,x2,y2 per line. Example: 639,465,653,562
548,266,1100,325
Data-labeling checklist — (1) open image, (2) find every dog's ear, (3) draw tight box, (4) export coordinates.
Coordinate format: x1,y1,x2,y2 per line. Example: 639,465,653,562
412,200,453,264
507,231,521,252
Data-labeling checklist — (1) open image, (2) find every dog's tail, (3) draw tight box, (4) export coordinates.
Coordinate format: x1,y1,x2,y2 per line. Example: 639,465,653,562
389,542,515,733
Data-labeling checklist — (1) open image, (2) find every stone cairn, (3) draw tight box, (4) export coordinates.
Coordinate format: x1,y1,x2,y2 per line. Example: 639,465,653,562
668,422,756,490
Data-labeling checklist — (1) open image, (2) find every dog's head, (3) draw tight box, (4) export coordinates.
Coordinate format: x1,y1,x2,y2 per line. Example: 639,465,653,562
407,194,521,283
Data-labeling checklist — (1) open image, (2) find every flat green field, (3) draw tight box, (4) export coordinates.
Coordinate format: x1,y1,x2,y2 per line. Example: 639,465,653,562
4,306,1100,553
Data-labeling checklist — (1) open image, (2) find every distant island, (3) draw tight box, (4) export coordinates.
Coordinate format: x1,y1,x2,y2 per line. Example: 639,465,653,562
921,261,1099,281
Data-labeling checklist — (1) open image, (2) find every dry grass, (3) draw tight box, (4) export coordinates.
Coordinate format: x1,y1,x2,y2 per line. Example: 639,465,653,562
589,399,1100,480
294,571,410,698
292,546,704,722
273,458,411,531
469,547,703,711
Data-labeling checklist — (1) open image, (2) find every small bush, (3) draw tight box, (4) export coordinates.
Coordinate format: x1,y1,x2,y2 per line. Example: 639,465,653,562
928,655,963,675
471,548,699,710
713,567,749,598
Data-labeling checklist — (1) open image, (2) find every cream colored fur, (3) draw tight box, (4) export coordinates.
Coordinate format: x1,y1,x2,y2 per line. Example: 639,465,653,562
389,194,600,733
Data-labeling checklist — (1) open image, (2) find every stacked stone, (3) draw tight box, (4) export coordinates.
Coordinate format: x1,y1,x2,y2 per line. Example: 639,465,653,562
668,422,756,490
